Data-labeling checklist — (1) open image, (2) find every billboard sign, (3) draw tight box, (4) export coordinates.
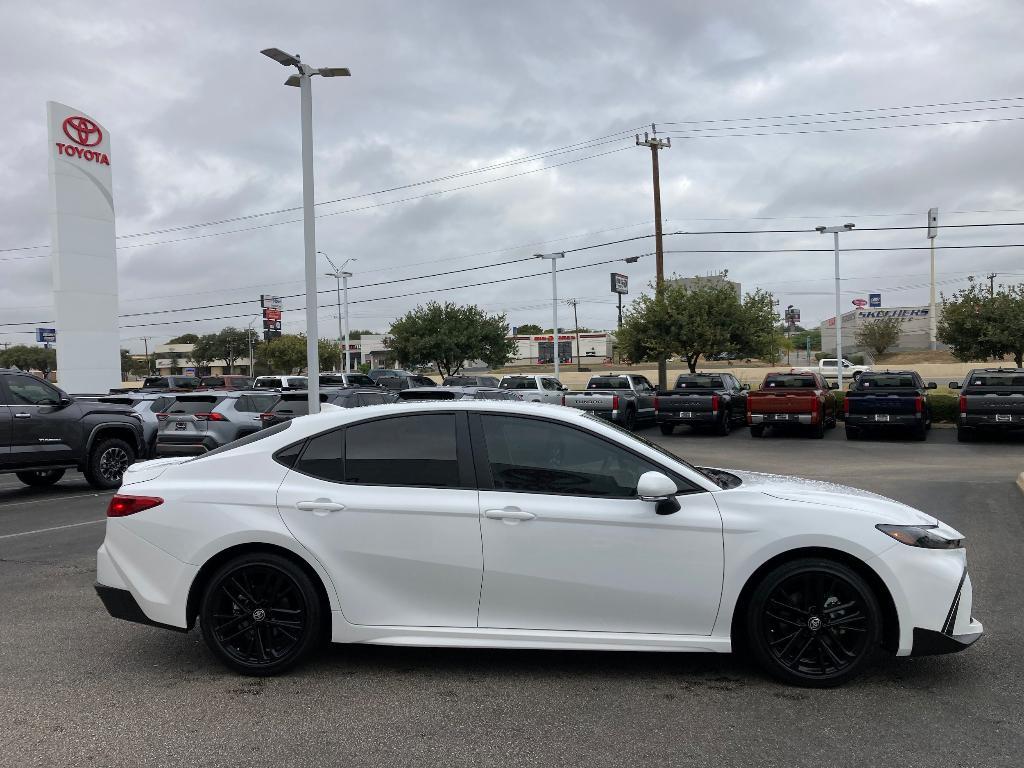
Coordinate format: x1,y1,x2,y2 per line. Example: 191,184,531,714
869,293,882,308
35,327,57,343
261,295,283,310
852,298,868,307
610,273,629,294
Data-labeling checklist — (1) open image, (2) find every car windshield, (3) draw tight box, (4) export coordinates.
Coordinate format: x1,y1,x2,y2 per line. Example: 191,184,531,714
674,376,724,389
966,373,1024,387
764,375,817,388
587,377,630,390
500,378,535,389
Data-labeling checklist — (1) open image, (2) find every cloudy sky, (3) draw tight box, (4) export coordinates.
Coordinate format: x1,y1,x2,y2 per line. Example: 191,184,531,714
3,0,1024,352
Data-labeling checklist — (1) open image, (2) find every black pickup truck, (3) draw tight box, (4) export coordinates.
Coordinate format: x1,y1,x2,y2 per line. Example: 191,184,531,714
655,372,749,436
843,370,936,440
0,369,145,489
950,368,1024,442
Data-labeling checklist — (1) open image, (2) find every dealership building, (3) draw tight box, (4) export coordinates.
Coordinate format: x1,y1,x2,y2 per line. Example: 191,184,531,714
819,306,945,355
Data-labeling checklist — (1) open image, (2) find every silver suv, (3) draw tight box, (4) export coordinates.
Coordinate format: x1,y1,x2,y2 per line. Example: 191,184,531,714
155,391,281,456
97,393,177,458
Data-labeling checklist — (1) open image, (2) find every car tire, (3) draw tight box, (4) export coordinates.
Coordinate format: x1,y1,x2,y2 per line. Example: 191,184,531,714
659,423,674,436
912,422,927,441
811,408,826,439
15,469,65,487
750,425,765,438
716,410,731,436
745,557,882,688
200,552,323,676
84,437,136,490
956,425,975,443
623,407,637,431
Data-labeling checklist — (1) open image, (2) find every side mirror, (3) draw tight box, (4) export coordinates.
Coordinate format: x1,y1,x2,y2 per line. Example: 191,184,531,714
948,381,960,389
741,383,750,391
637,471,680,515
927,382,938,390
59,394,72,406
829,382,839,390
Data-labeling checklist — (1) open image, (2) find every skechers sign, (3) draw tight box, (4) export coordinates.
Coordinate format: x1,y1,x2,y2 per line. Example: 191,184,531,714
54,115,110,165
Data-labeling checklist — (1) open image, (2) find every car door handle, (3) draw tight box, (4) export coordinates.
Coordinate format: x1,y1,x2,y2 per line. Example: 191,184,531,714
484,507,536,522
13,413,31,419
295,499,345,513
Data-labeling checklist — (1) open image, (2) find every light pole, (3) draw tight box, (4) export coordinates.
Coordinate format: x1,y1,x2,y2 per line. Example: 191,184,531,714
535,252,565,377
320,251,355,373
815,223,855,390
927,207,938,350
261,47,350,414
246,316,259,377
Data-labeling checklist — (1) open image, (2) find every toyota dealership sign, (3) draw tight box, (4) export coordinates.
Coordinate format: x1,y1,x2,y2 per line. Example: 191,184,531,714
55,115,111,165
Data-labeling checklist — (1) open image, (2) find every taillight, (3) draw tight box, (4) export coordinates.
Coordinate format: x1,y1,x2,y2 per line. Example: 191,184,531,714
260,412,275,421
959,395,967,414
107,495,163,517
843,397,850,415
612,395,619,410
711,394,719,413
811,406,820,424
156,413,168,421
194,412,226,421
915,396,923,414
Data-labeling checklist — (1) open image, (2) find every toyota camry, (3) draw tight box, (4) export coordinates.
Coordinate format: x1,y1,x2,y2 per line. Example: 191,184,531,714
95,400,982,686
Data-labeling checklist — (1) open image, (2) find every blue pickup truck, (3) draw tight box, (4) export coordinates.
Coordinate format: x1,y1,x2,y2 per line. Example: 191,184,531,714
843,370,936,440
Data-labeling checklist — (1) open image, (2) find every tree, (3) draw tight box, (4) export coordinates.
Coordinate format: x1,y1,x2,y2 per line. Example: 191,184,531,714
0,345,57,375
120,349,133,378
386,302,517,376
617,281,778,373
167,333,199,345
855,317,902,356
188,334,217,373
939,280,1024,366
206,327,249,373
515,323,543,335
318,338,340,371
129,354,155,377
262,334,309,374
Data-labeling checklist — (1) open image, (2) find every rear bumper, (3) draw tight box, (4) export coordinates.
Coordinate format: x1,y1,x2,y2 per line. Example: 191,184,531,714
95,584,187,632
155,435,218,455
657,412,717,425
846,413,921,427
749,413,814,425
961,414,1024,430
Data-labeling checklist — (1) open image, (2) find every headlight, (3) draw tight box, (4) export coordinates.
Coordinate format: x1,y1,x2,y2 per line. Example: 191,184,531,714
876,524,964,549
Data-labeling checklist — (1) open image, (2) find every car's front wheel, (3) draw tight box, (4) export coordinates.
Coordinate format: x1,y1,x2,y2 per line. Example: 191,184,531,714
199,552,323,676
745,558,881,687
84,437,135,490
15,469,65,487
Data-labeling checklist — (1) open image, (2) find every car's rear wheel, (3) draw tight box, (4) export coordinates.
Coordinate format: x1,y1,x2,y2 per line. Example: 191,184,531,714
623,406,637,431
811,408,826,439
15,469,65,487
84,437,135,489
912,422,927,441
659,423,674,436
200,552,323,676
716,410,731,436
746,558,881,687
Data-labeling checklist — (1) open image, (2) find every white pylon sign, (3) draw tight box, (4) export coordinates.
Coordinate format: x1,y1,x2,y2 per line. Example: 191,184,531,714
47,101,120,393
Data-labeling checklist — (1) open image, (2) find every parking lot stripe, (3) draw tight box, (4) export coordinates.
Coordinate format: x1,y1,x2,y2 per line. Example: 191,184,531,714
0,519,104,540
0,491,112,510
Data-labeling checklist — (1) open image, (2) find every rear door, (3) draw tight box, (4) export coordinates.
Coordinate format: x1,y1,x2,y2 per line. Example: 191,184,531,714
277,411,483,627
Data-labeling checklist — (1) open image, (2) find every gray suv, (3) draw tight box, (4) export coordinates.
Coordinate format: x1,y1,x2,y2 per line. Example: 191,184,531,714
97,393,176,458
259,388,397,427
155,391,280,456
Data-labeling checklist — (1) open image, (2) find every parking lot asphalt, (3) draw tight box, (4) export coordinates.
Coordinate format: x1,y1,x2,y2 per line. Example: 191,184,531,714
1,426,1022,768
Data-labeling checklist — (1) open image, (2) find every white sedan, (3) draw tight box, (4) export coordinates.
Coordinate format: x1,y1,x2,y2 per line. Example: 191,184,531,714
95,400,982,686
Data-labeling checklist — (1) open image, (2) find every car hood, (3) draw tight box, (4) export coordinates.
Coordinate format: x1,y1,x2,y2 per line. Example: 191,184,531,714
714,468,937,526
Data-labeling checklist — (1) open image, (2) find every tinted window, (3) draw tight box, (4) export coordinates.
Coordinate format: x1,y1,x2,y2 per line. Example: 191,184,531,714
500,378,536,390
966,373,1024,387
542,378,560,391
254,378,281,389
587,377,630,390
142,377,168,389
346,374,376,387
345,414,459,488
148,396,175,413
274,441,304,469
856,375,917,389
295,430,345,482
167,396,222,414
201,377,224,387
5,375,60,405
272,397,309,416
480,415,669,498
192,420,292,461
236,394,279,413
674,376,724,389
356,392,389,406
764,375,817,389
443,376,475,386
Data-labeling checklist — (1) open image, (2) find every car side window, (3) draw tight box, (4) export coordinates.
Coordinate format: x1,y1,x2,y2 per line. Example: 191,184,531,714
479,415,674,499
294,429,344,482
6,375,60,405
344,414,460,488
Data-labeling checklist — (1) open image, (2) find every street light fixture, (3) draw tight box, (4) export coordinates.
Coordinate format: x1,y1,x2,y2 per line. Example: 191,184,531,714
260,47,350,415
319,251,355,373
815,223,855,391
534,252,565,377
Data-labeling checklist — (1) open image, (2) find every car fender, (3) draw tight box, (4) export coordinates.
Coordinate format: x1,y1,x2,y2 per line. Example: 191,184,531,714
85,420,146,458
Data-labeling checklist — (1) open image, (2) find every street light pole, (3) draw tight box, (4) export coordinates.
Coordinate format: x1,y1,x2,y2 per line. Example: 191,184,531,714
816,223,855,391
535,252,565,378
261,47,350,415
246,316,258,377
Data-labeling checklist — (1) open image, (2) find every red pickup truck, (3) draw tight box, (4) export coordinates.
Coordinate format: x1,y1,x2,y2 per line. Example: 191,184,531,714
747,371,838,438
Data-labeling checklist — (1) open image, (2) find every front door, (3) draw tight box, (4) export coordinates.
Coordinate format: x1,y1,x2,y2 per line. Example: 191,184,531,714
1,374,76,466
473,414,724,635
276,411,483,628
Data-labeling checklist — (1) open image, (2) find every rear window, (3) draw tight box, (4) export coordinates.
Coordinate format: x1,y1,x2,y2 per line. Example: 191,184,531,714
142,377,167,389
192,420,293,461
236,394,280,413
856,375,917,389
764,375,817,389
500,378,536,390
148,396,175,413
167,396,224,413
346,374,375,387
443,376,476,386
201,377,224,387
399,390,456,400
254,378,281,389
674,376,724,389
587,377,631,390
966,373,1024,387
272,397,310,416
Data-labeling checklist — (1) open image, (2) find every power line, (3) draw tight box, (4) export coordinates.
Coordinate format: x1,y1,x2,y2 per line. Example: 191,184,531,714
665,114,1024,140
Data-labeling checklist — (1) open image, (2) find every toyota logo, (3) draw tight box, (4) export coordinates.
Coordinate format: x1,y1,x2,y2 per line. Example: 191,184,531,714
62,116,103,147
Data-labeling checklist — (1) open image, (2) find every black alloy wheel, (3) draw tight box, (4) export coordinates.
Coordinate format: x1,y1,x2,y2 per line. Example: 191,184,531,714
716,409,731,436
15,469,65,487
623,406,637,431
200,552,322,675
747,558,881,687
84,437,136,490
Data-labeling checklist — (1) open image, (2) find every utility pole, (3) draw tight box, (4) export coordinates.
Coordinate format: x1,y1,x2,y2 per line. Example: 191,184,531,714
246,318,258,377
535,252,565,378
988,273,997,296
816,223,856,391
139,336,154,374
566,298,581,372
927,208,938,350
636,125,671,389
